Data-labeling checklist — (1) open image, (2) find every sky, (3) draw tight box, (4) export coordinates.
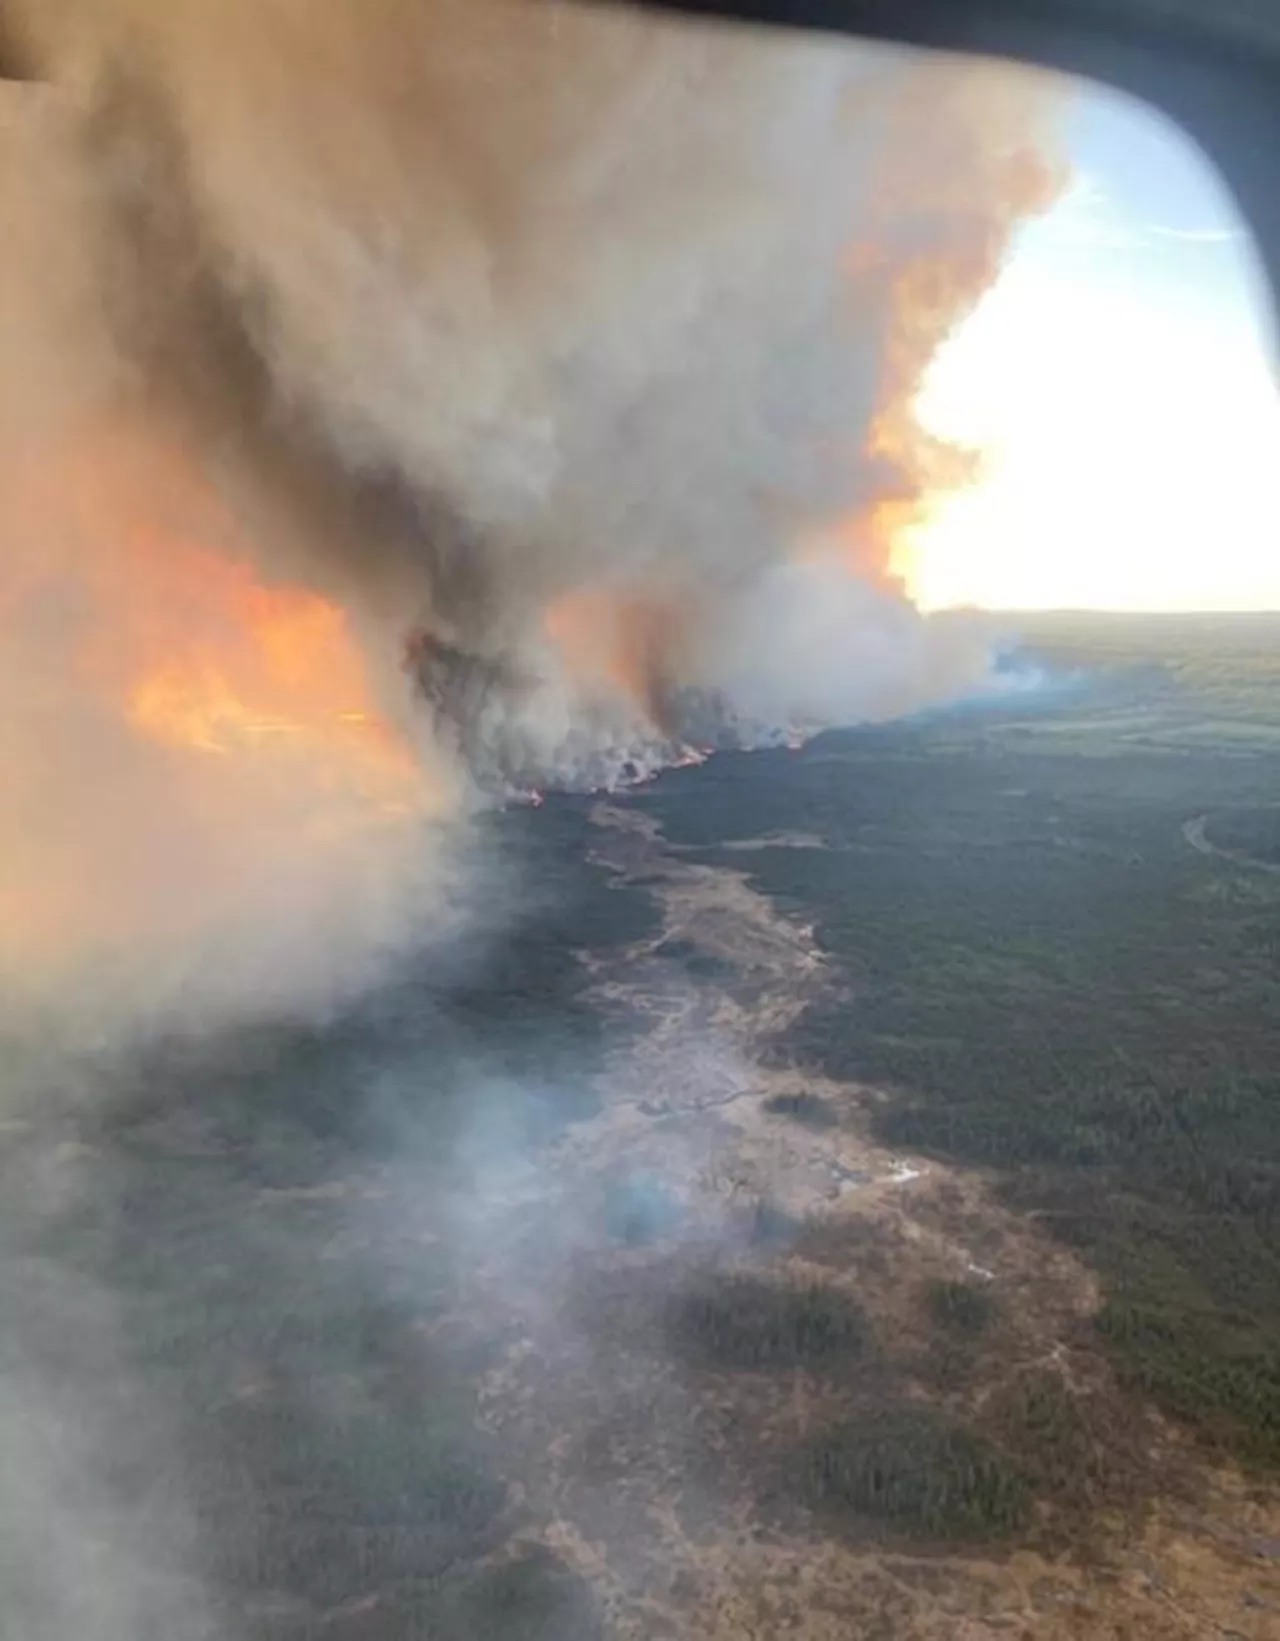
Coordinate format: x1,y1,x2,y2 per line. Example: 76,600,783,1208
904,80,1280,613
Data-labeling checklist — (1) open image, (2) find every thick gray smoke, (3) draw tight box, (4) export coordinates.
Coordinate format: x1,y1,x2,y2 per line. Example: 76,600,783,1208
0,1,1055,1016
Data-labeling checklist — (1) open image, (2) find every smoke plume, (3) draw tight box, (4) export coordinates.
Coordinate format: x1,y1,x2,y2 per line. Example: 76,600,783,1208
0,0,1059,1022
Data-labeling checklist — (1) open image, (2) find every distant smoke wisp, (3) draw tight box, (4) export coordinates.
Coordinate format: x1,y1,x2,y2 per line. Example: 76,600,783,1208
1,0,1061,1020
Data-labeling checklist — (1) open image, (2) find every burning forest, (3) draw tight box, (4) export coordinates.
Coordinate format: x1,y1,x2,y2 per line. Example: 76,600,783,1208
0,0,1061,1028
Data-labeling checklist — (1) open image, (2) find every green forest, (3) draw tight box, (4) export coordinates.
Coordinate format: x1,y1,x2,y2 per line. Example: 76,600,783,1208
639,617,1280,1473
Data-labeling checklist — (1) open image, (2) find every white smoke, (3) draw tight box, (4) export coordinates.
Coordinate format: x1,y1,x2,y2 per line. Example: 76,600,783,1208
690,559,994,740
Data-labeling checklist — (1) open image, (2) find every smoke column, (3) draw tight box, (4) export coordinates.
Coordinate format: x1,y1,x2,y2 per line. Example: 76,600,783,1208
0,0,1060,1025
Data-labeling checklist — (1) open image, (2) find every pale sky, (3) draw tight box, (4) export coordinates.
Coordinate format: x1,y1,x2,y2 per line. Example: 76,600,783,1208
903,82,1280,613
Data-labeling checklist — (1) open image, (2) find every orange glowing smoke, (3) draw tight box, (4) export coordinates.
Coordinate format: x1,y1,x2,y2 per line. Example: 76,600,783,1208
545,587,693,735
0,421,437,977
123,559,416,801
542,66,1062,709
841,64,1063,588
34,426,421,805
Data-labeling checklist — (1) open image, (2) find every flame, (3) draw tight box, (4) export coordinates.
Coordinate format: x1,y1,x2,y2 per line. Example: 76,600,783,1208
29,425,422,808
121,559,418,809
